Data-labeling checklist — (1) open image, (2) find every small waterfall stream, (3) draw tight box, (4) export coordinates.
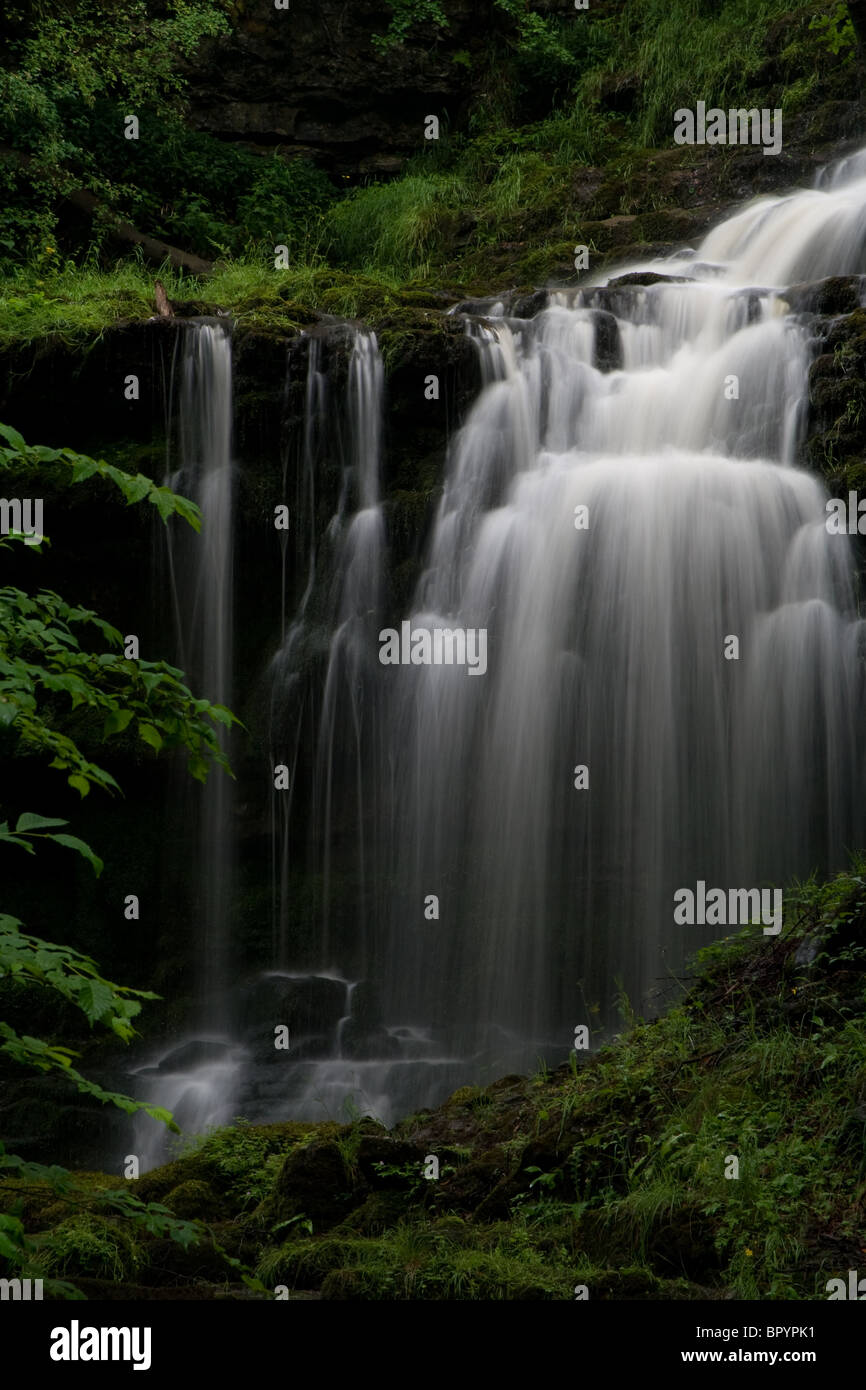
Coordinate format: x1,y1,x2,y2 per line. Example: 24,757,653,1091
132,321,242,1167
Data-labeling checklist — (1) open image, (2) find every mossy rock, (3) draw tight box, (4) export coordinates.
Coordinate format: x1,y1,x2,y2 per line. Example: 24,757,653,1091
163,1178,226,1222
341,1191,416,1235
257,1235,368,1289
135,1233,229,1288
40,1214,144,1282
436,1155,510,1215
265,1137,362,1229
0,1169,124,1224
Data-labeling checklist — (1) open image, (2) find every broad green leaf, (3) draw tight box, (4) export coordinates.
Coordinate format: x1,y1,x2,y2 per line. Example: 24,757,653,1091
0,833,36,852
153,487,177,523
103,708,134,737
76,979,115,1023
15,811,68,832
0,423,26,450
123,475,153,505
138,722,163,752
46,833,103,876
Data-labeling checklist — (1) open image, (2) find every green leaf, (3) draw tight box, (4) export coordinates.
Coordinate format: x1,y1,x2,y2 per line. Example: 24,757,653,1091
123,475,153,505
0,701,19,727
15,811,68,832
103,708,134,737
0,833,36,853
76,979,116,1024
46,833,104,876
153,487,178,523
138,722,163,752
188,753,208,782
0,423,26,450
67,773,90,797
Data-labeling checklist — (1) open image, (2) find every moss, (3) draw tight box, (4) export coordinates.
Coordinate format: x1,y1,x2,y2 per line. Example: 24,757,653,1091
804,307,866,485
447,1085,487,1107
341,1191,416,1235
257,1235,370,1289
39,1213,144,1282
163,1179,226,1222
135,1120,314,1214
16,861,866,1298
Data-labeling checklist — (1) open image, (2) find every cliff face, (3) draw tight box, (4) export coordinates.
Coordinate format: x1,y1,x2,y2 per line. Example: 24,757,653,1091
183,0,501,176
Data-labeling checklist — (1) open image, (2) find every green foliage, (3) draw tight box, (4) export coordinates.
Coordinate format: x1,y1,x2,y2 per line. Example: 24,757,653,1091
810,3,856,55
326,174,469,279
0,579,234,789
0,915,154,1039
622,0,797,145
169,1119,296,1211
39,1213,143,1281
0,1,233,259
372,0,449,51
62,106,336,262
0,426,241,1295
0,1208,85,1298
0,903,178,1129
256,1218,571,1299
0,812,104,874
2,1,231,115
0,428,239,790
0,422,201,527
493,0,579,82
0,1144,200,1290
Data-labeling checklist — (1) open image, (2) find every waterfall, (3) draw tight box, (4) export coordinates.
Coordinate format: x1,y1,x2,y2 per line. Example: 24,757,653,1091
269,328,385,971
131,321,242,1167
135,152,866,1154
170,321,236,1010
253,328,471,1125
379,158,866,1070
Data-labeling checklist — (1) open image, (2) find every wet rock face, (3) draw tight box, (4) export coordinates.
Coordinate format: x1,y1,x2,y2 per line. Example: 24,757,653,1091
183,0,500,177
782,275,864,318
803,305,866,487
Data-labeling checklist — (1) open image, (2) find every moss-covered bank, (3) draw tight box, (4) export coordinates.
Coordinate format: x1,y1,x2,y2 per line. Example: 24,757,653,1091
3,860,864,1300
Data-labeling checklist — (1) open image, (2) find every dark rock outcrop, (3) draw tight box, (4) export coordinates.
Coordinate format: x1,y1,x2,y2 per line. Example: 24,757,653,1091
183,0,502,177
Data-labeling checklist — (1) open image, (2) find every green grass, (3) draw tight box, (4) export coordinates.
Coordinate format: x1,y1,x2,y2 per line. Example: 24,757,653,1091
325,173,470,280
623,0,829,145
0,251,423,346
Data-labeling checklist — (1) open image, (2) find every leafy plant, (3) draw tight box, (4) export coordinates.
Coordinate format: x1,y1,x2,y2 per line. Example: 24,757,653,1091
810,3,856,55
0,426,239,1294
372,0,449,51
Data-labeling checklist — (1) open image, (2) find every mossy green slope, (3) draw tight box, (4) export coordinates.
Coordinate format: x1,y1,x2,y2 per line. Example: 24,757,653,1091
3,861,864,1300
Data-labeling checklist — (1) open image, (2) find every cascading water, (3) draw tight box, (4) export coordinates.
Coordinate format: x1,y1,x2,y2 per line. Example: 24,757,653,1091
256,328,468,1124
131,321,242,1167
134,152,866,1155
378,159,866,1073
170,322,236,1010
